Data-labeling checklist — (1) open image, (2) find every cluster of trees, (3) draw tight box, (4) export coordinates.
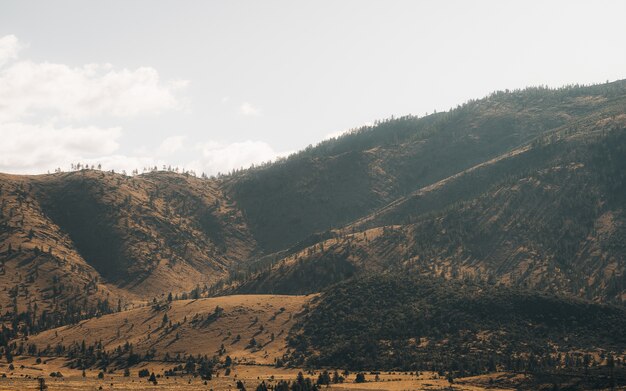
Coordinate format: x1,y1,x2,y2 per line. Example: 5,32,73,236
8,336,222,380
53,162,213,179
247,371,372,391
249,372,320,391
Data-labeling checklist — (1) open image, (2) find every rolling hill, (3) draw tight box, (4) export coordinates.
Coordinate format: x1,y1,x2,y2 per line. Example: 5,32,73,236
24,294,312,366
287,275,626,372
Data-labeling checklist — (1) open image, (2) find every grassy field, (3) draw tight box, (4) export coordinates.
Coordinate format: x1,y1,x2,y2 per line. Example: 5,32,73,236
25,294,313,365
0,356,519,391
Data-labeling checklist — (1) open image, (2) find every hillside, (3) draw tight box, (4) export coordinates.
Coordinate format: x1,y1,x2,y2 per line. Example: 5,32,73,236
0,170,257,322
23,294,312,366
288,275,626,374
223,81,626,252
224,112,626,304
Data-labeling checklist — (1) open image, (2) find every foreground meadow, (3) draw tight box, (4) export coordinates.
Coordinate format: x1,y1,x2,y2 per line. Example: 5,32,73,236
0,356,518,390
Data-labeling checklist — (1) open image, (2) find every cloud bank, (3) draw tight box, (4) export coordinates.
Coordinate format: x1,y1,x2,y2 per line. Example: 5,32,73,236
0,35,284,176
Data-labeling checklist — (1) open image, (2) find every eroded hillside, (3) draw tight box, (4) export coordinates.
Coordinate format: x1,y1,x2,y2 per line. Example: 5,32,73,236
0,170,258,319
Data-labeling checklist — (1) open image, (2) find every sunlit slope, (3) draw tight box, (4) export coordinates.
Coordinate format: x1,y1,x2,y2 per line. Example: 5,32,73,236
27,294,313,365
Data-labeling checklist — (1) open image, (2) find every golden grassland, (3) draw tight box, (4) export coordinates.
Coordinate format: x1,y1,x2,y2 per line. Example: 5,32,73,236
25,294,314,365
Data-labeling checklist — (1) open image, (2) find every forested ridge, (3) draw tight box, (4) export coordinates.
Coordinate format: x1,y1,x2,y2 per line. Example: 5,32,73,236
287,275,626,374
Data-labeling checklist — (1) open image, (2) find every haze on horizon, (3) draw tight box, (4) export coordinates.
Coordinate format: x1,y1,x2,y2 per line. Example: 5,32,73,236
1,0,625,175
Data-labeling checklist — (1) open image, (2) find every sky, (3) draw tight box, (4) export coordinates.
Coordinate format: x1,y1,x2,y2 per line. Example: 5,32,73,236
1,0,625,175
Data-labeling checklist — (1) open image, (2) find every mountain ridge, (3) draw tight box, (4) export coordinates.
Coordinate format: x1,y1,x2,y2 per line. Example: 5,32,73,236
1,80,625,322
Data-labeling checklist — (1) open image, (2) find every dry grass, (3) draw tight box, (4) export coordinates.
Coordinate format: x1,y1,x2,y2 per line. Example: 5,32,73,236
25,294,314,365
0,356,517,391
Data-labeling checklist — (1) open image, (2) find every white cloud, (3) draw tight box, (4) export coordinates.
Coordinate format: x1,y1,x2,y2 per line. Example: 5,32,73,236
239,102,261,116
0,35,20,67
0,35,285,177
0,34,189,174
0,61,187,122
0,122,121,173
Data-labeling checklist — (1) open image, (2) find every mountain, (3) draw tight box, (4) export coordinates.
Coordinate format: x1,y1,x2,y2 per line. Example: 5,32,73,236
223,81,626,253
219,85,626,304
1,80,625,324
2,80,626,391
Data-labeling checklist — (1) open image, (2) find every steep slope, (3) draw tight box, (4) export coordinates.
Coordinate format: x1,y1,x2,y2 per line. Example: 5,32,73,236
224,81,626,252
0,170,257,319
0,173,126,330
226,115,626,303
33,170,257,295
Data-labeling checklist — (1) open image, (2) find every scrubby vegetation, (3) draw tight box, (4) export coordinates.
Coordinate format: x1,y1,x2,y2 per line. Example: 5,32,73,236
224,124,626,303
288,275,626,377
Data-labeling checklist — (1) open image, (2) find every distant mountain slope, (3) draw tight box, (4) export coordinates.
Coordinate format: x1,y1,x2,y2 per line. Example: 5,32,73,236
0,170,257,318
226,114,626,303
288,275,626,373
0,172,126,326
224,81,626,252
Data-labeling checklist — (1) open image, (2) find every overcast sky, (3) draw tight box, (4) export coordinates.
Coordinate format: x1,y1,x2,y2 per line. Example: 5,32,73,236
1,0,625,175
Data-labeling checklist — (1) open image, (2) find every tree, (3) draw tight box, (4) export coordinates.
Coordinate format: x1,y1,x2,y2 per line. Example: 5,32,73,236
355,373,366,383
316,371,330,385
199,360,213,380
